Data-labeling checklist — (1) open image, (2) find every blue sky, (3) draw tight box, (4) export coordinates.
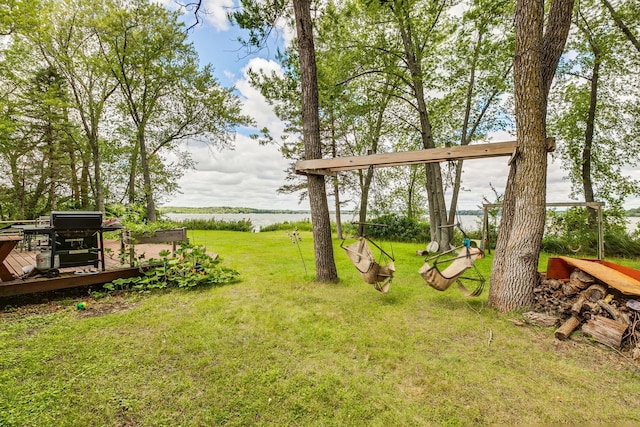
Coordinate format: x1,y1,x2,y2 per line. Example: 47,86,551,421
159,0,640,212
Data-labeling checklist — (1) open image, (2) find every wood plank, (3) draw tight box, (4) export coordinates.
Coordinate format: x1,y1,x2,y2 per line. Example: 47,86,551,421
0,239,182,296
556,257,640,296
295,141,519,174
0,267,145,297
295,141,519,175
295,138,556,175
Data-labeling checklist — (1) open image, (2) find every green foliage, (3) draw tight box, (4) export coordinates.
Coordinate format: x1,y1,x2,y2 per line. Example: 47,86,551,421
159,206,307,214
179,218,254,232
103,245,239,292
106,203,180,236
627,207,640,217
123,221,181,237
0,0,250,220
2,230,640,426
548,0,640,209
353,213,430,243
260,219,313,232
541,207,640,257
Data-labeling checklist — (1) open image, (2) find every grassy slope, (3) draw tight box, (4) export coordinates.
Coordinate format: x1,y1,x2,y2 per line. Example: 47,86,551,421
1,230,639,426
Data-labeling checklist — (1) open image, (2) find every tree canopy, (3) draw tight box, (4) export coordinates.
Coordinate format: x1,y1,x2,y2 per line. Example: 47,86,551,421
0,0,250,221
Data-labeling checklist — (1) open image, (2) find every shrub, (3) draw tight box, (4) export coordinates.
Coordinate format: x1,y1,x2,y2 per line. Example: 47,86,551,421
104,245,240,292
178,218,254,232
358,213,430,243
541,208,640,257
260,219,313,232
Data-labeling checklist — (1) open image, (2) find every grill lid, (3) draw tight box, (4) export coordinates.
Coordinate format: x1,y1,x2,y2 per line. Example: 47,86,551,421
50,211,103,230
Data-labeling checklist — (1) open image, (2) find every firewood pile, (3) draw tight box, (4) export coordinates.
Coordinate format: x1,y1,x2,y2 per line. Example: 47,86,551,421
524,269,640,359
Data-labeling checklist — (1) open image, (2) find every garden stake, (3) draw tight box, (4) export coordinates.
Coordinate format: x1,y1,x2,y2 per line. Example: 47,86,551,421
287,228,307,275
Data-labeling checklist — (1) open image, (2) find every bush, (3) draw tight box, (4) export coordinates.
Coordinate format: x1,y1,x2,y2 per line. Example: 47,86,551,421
356,214,430,243
260,219,313,232
104,245,240,292
541,208,640,257
178,218,254,232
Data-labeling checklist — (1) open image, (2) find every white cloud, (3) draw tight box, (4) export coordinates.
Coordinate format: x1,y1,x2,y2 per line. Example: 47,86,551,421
199,0,234,31
236,58,286,134
165,133,299,209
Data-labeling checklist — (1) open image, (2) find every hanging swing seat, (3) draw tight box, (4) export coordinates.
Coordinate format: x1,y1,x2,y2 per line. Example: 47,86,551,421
419,246,485,297
342,236,395,293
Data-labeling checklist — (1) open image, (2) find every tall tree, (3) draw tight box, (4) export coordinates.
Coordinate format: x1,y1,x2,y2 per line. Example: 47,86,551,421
292,0,338,281
34,0,120,213
232,0,338,282
489,0,574,312
600,0,640,53
98,0,248,222
381,0,452,250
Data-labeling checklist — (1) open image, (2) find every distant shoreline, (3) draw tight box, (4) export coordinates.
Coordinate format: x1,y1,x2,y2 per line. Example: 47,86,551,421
159,206,313,215
160,206,640,217
158,206,486,216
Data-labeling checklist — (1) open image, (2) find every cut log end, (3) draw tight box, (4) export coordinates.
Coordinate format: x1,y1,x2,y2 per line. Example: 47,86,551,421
555,316,581,341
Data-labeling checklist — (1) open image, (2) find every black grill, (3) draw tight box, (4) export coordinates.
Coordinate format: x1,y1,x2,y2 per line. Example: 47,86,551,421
25,211,113,276
51,211,103,231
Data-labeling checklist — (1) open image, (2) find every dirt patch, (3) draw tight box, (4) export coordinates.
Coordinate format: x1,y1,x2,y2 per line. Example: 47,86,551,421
1,292,138,320
75,297,137,318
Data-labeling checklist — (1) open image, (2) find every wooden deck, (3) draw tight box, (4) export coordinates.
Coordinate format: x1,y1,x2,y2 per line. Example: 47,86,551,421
0,239,179,297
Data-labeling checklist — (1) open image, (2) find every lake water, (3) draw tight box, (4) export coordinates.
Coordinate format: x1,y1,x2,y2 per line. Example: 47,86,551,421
164,212,486,232
164,212,312,231
164,212,640,234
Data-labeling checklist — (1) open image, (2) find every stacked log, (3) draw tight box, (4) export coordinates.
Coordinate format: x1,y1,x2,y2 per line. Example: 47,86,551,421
528,268,640,357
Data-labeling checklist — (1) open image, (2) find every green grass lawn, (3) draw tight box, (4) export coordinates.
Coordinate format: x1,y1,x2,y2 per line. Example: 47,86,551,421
1,230,639,426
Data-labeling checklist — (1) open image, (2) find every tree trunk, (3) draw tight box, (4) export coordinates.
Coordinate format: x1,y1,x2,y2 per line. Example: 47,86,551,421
448,30,482,228
46,125,58,212
293,0,337,282
395,9,449,250
329,108,342,240
358,167,374,235
489,0,574,312
93,151,105,213
138,131,157,222
127,142,139,206
582,35,600,226
333,179,342,240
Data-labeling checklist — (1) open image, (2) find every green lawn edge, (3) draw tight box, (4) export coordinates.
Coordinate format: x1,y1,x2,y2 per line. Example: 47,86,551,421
1,230,639,426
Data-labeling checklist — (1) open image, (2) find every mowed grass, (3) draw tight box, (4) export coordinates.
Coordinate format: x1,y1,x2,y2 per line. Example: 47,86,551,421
1,230,639,426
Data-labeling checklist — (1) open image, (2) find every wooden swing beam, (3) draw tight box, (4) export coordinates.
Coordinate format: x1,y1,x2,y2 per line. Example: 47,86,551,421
295,139,556,176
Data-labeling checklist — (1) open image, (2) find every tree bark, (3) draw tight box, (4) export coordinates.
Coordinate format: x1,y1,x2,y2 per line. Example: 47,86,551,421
489,0,547,311
293,0,337,282
489,0,574,312
582,30,600,225
394,3,449,251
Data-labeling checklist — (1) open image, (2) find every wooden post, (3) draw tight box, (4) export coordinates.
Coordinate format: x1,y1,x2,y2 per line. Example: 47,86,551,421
597,205,604,260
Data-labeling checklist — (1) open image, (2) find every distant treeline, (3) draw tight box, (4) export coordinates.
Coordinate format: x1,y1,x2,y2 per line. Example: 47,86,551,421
626,208,640,217
160,206,488,216
159,206,311,215
160,206,640,217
